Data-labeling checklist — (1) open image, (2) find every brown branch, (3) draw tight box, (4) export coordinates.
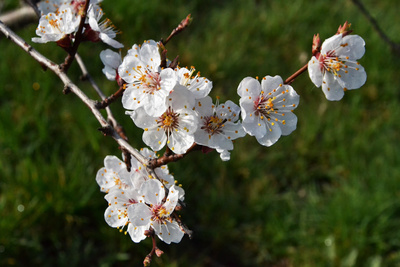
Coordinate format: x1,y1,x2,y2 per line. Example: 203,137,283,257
0,19,147,168
162,14,191,46
61,0,90,72
149,143,201,168
0,20,193,239
284,63,308,85
351,0,400,56
75,53,119,128
95,86,125,109
0,5,37,29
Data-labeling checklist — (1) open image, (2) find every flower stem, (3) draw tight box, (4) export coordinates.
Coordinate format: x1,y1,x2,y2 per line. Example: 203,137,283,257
284,63,308,85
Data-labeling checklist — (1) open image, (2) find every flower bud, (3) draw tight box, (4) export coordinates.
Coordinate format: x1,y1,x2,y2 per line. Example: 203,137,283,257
336,21,353,36
155,247,164,257
312,34,321,56
143,255,152,266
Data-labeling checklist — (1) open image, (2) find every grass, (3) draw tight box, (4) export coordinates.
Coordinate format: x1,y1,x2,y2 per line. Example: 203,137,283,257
1,0,400,266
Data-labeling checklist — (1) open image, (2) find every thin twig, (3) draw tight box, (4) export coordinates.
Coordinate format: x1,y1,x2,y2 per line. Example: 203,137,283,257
95,86,125,109
351,0,400,56
61,0,91,72
75,53,119,128
0,19,147,168
284,63,308,85
0,5,37,28
162,14,191,46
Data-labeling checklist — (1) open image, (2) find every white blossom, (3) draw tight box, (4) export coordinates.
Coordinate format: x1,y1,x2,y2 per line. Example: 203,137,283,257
308,34,367,101
237,75,299,146
96,149,182,243
175,66,213,99
128,179,185,244
193,96,245,160
32,7,79,44
87,4,123,49
119,40,177,117
127,85,198,154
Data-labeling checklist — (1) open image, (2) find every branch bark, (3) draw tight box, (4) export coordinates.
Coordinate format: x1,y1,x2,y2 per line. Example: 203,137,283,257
0,19,148,168
0,6,36,29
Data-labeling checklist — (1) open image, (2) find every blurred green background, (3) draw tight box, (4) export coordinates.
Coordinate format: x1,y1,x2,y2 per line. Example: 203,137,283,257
1,0,400,266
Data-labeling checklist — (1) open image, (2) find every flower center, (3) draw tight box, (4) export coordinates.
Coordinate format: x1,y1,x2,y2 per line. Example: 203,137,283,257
201,115,225,135
319,49,357,77
254,95,275,117
47,17,61,32
135,68,161,94
151,204,169,222
157,107,179,134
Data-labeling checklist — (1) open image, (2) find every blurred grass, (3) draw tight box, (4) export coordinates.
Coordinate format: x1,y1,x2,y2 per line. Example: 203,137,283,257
1,0,400,266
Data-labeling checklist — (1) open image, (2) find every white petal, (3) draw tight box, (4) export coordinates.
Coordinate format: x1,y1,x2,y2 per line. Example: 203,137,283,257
216,148,231,161
99,32,124,49
104,205,127,228
308,56,323,87
321,34,342,54
168,130,195,154
143,129,167,152
337,62,367,90
237,77,261,98
322,73,345,101
168,85,195,111
242,116,267,138
128,203,153,226
193,96,213,117
255,121,282,147
163,185,180,214
261,75,284,91
127,223,148,243
338,35,365,60
153,220,185,244
140,179,165,205
239,98,256,122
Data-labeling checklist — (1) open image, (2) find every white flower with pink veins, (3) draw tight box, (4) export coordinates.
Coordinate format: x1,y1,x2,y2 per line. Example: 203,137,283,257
104,187,148,243
308,33,367,101
237,75,299,147
119,40,177,117
174,66,213,99
96,149,176,194
127,85,198,154
32,7,79,44
87,4,124,49
37,0,103,15
128,179,185,244
95,155,131,193
193,96,246,161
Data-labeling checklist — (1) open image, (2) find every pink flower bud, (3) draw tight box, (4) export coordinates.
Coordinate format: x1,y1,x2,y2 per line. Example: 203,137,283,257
336,21,353,36
312,34,321,56
155,247,164,257
143,255,151,266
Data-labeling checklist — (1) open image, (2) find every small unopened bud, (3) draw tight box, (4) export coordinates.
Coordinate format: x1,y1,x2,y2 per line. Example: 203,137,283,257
143,255,151,266
336,21,353,36
155,247,164,257
312,34,321,56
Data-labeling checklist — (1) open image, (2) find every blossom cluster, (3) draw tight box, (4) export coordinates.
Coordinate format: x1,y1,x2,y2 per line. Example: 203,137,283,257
95,148,186,244
33,0,123,48
31,0,367,263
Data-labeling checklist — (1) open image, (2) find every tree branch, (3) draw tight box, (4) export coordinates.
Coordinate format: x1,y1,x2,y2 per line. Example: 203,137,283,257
351,0,400,56
0,5,36,29
0,19,148,168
